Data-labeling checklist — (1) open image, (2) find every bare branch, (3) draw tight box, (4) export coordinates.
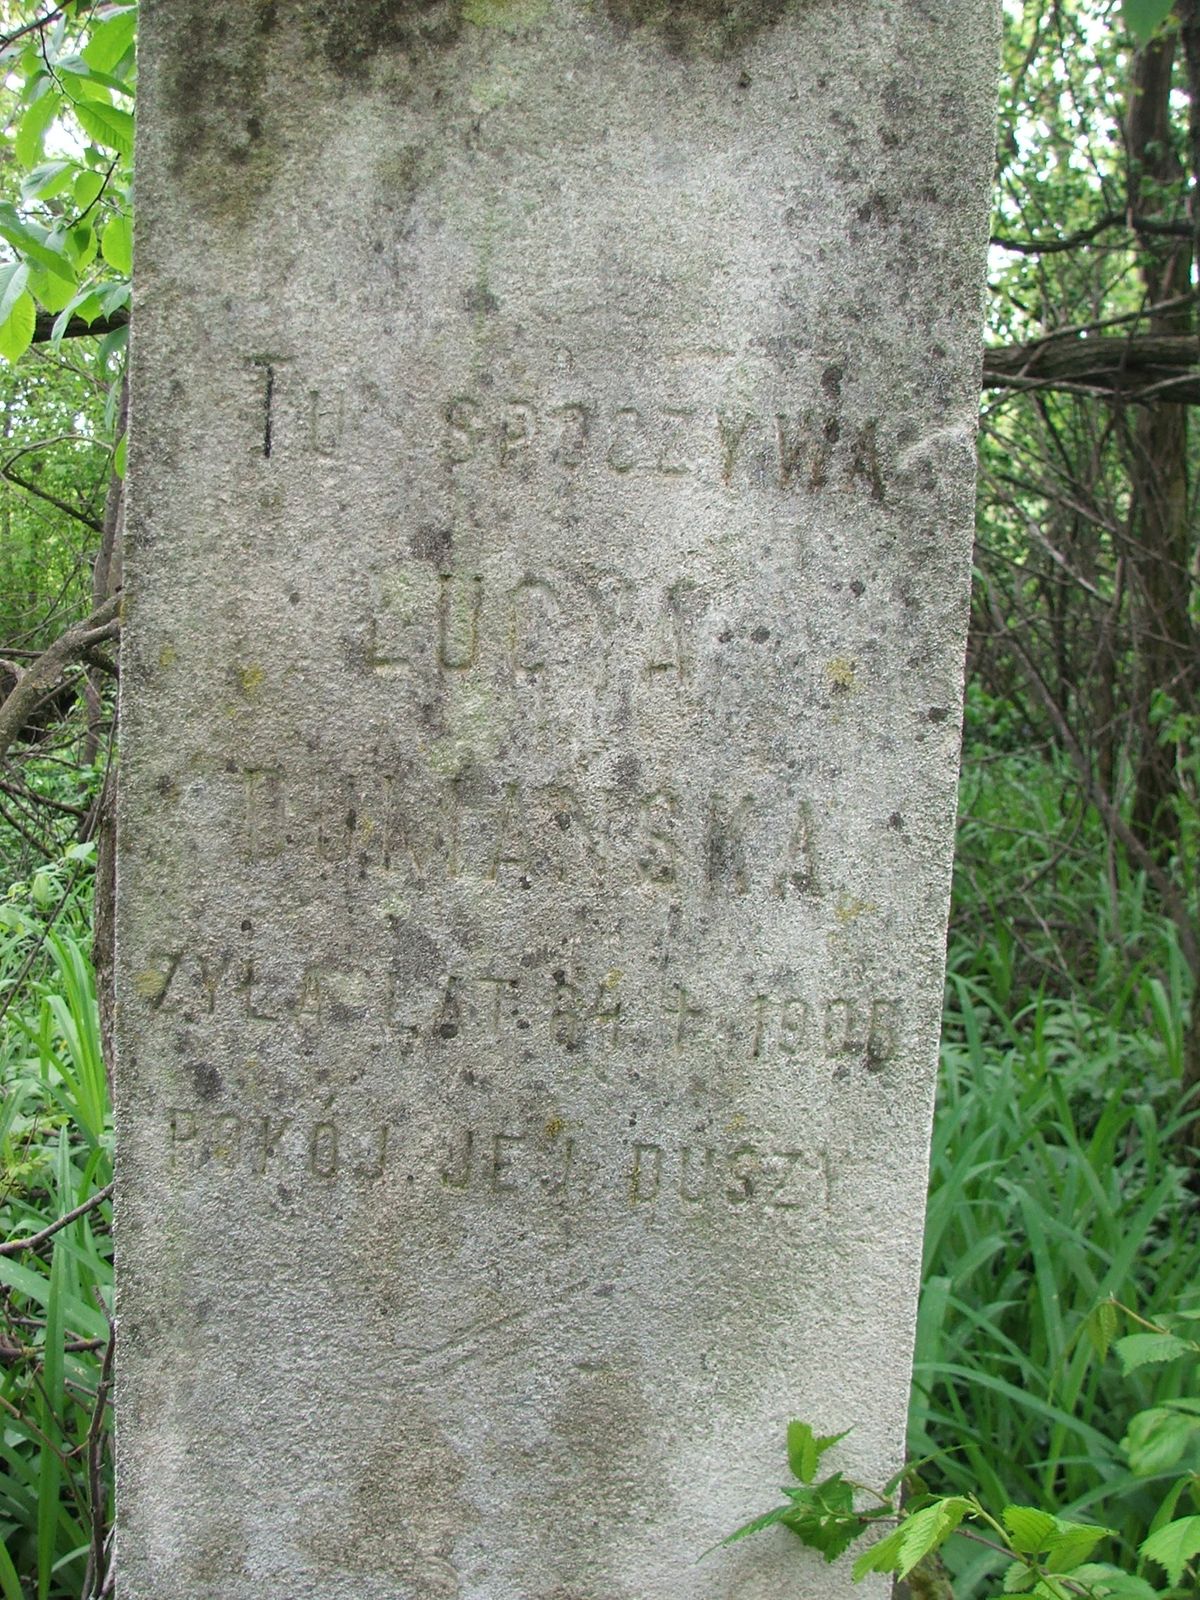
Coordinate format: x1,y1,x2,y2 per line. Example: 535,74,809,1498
0,1184,113,1259
992,210,1192,254
983,333,1200,403
0,594,119,763
32,309,128,346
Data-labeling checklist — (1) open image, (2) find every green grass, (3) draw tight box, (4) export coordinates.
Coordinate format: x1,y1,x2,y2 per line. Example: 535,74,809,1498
0,874,112,1600
912,729,1200,1596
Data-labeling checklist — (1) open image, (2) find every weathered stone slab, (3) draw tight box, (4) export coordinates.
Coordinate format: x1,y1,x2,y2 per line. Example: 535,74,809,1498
116,2,997,1595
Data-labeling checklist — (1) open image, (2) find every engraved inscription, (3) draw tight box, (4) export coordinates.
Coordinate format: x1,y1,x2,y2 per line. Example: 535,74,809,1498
164,1103,828,1216
139,940,904,1068
234,761,826,903
628,1139,816,1211
439,390,887,498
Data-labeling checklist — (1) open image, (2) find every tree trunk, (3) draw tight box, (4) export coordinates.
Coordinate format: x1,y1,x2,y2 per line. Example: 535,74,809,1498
1125,34,1196,858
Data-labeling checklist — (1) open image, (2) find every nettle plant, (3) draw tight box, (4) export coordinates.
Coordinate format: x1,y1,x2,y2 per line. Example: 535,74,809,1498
721,1304,1200,1600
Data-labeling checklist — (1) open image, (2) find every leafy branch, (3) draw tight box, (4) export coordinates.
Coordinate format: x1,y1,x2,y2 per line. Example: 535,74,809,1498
720,1305,1200,1599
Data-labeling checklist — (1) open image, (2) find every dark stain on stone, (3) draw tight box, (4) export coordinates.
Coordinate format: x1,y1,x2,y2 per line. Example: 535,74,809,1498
409,522,452,563
464,284,500,315
850,579,865,597
603,0,795,58
614,754,641,792
313,0,464,77
376,144,434,209
888,812,904,830
191,1059,222,1101
821,363,843,401
927,706,949,723
750,625,770,643
856,191,898,227
159,2,282,224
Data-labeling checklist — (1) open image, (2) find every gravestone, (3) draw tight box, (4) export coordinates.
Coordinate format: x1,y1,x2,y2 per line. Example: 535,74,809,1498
115,1,998,1595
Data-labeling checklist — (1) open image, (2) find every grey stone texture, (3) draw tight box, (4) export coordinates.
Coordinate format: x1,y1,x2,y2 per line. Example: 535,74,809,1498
115,1,998,1595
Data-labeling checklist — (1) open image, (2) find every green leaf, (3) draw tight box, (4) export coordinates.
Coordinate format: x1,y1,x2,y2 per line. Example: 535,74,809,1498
113,431,128,479
1141,1516,1200,1586
99,323,128,366
15,89,59,169
854,1498,973,1582
50,290,103,344
1069,1565,1159,1600
21,160,76,201
1003,1505,1059,1554
0,1539,23,1600
98,280,130,316
1115,1332,1195,1374
899,1499,973,1575
786,1421,849,1484
0,205,77,283
749,1474,874,1564
1043,1520,1112,1573
1002,1560,1039,1593
781,1504,864,1563
853,1522,908,1580
1122,1406,1200,1476
1086,1300,1119,1362
58,61,136,100
1123,0,1176,44
100,211,132,275
0,261,30,331
66,221,98,272
81,9,138,75
28,267,76,315
74,167,106,211
73,100,134,160
717,1502,802,1549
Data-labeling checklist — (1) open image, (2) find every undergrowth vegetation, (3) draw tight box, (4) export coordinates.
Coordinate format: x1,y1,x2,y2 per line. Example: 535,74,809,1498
907,688,1200,1597
0,816,111,1600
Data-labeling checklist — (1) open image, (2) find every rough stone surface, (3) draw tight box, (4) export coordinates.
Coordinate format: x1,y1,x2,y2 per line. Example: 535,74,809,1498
116,2,998,1595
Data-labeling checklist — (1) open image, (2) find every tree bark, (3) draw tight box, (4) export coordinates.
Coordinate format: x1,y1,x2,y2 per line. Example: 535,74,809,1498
1124,33,1195,859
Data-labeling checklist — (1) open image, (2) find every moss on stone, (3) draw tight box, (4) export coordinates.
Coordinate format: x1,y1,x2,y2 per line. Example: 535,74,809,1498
312,0,466,75
157,2,282,225
601,0,795,57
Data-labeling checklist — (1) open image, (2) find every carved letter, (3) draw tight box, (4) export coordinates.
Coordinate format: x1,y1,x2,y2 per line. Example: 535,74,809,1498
442,1129,474,1189
773,802,818,897
437,574,483,671
630,1141,662,1202
308,1121,339,1179
637,789,680,886
491,1133,524,1192
167,1107,197,1168
717,409,753,483
848,419,885,502
444,397,482,463
499,401,535,466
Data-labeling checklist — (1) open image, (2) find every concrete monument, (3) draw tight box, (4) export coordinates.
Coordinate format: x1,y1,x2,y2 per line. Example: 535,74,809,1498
116,0,998,1594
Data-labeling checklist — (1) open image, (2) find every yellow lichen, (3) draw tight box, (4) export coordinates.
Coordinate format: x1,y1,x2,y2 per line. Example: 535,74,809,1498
825,656,858,692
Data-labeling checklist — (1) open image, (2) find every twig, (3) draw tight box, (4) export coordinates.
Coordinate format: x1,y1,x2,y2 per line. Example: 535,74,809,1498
0,7,69,52
0,1183,113,1258
992,209,1192,254
82,1332,113,1600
